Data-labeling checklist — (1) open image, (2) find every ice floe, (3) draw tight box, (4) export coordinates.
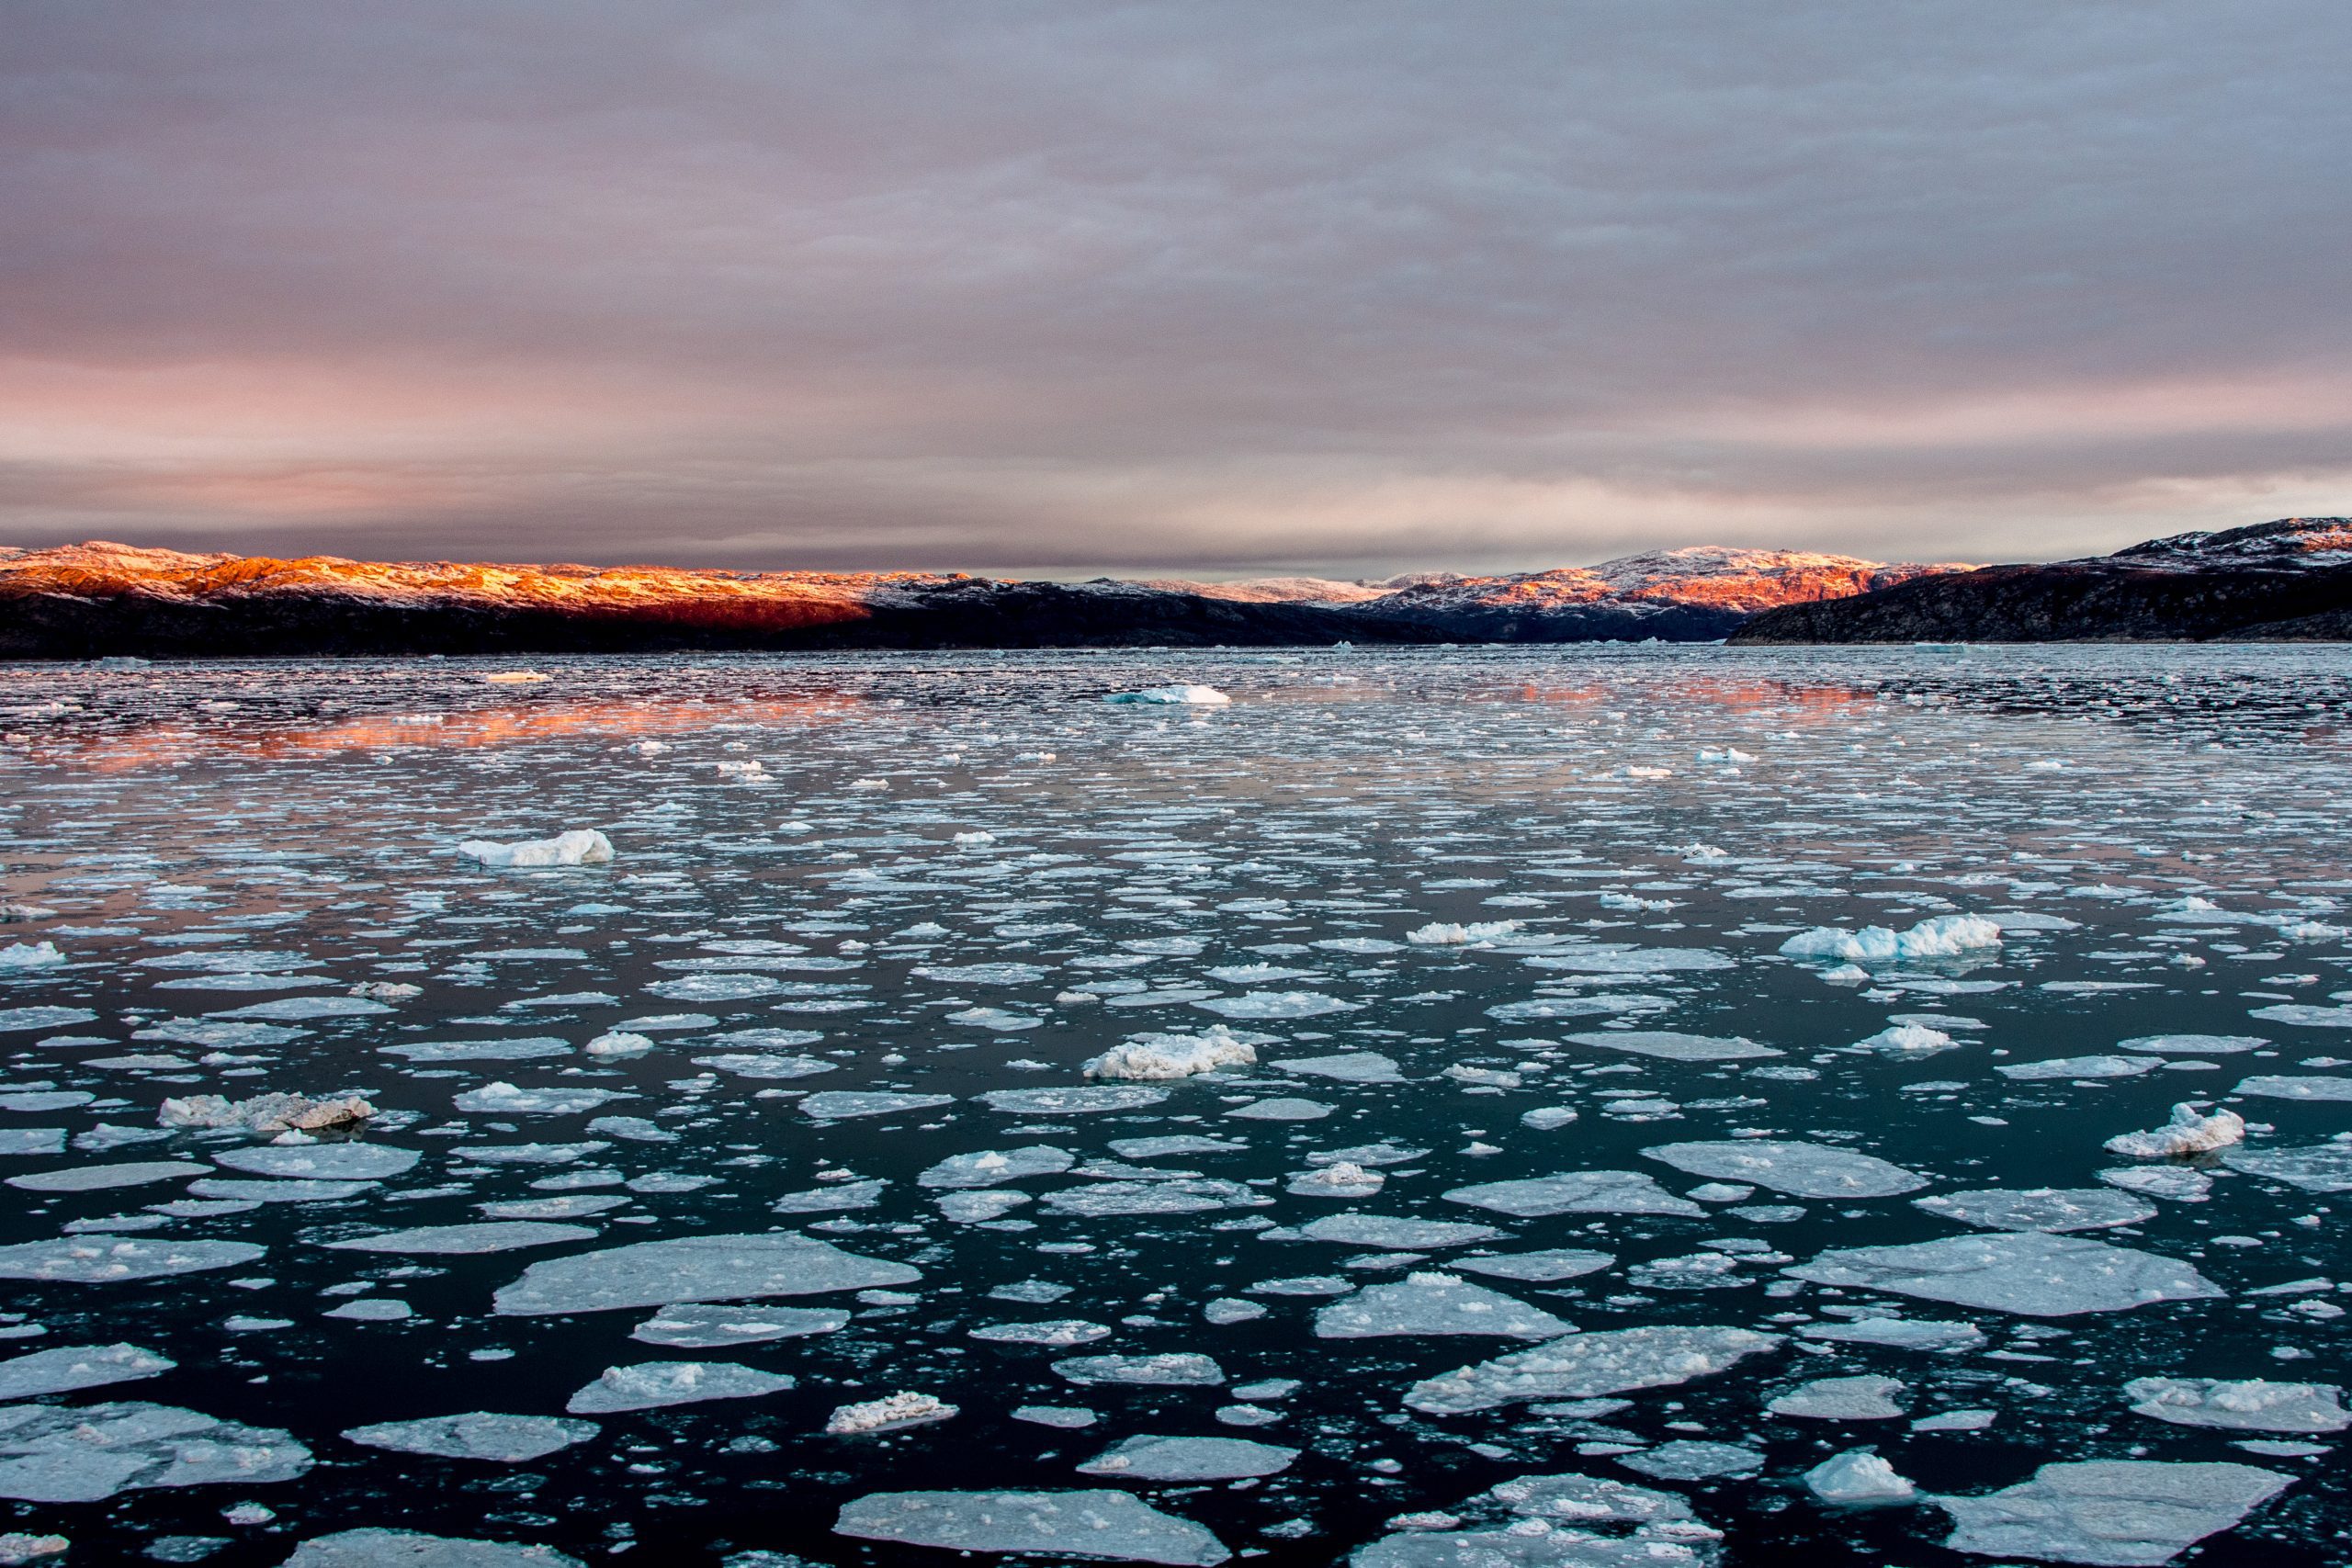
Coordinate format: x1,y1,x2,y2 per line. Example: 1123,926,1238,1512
1785,1232,2222,1316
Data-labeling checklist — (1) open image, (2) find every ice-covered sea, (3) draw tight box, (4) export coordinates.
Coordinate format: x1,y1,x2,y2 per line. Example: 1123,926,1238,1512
1,644,2350,1568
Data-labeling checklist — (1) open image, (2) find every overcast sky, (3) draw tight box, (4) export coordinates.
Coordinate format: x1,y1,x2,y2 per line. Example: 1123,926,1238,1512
4,2,2349,577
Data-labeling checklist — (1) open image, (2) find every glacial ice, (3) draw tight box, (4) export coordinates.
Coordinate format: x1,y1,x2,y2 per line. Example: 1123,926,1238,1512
1405,1325,1783,1413
1077,1435,1296,1481
1085,1028,1258,1079
1446,1170,1703,1217
0,1401,310,1502
2123,1378,2349,1433
1315,1273,1574,1339
0,1343,173,1400
1937,1460,2289,1567
282,1530,584,1567
567,1360,794,1414
1642,1141,1927,1199
342,1414,599,1461
1914,1187,2159,1232
2105,1104,2246,1159
457,830,615,868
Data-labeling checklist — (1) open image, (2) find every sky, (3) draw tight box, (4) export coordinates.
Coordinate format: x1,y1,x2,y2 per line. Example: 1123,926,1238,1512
4,2,2350,580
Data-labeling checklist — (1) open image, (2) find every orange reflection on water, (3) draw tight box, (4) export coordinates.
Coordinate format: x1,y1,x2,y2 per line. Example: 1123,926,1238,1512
24,692,867,773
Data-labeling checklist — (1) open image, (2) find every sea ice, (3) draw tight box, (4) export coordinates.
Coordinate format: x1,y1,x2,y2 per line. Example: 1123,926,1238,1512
1937,1460,2288,1567
1077,1436,1295,1481
2123,1378,2349,1433
1272,1052,1403,1083
800,1091,956,1120
920,1146,1076,1189
1622,1440,1764,1481
1643,1141,1927,1199
457,830,615,868
2222,1138,2352,1191
1451,1250,1613,1283
0,1402,309,1502
1314,1273,1573,1339
0,1343,173,1400
1566,1030,1781,1062
1193,992,1355,1021
2121,1034,2267,1055
282,1530,583,1567
566,1360,794,1414
1105,685,1231,705
1915,1188,2158,1232
342,1414,599,1461
1292,1214,1500,1249
834,1490,1228,1566
2105,1104,2246,1158
493,1233,919,1315
1799,1317,1985,1352
1806,1449,1916,1506
0,1235,265,1283
1769,1375,1906,1419
827,1392,956,1433
1781,915,2001,965
982,1087,1170,1115
1998,1055,2160,1081
7,1161,207,1193
633,1303,849,1347
1405,1325,1783,1413
1052,1354,1225,1386
1446,1170,1702,1217
1085,1028,1258,1080
212,1145,420,1180
328,1222,594,1256
2233,1075,2352,1101
1785,1232,2222,1316
157,1093,373,1134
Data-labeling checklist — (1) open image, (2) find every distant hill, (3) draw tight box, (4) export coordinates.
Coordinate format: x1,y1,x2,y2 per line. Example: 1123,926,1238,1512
1731,518,2352,644
0,541,1962,658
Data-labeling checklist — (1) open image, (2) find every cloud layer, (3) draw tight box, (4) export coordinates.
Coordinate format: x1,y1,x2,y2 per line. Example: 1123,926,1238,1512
4,1,2349,574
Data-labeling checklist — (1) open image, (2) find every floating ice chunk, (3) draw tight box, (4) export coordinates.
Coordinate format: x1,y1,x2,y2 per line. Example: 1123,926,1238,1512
1012,1405,1099,1429
828,1391,956,1434
1781,915,2001,966
800,1090,956,1120
694,1053,834,1080
493,1233,919,1315
2222,1138,2352,1191
1289,1162,1383,1197
2101,1165,2213,1201
2124,1378,2349,1433
1452,1250,1612,1283
209,995,391,1021
283,1529,584,1567
1999,1055,2161,1081
329,1222,594,1256
0,943,63,970
921,1146,1077,1189
1529,947,1736,975
1272,1052,1404,1083
1079,1436,1295,1482
1807,1449,1917,1506
1566,1030,1782,1062
1521,1107,1577,1130
1193,992,1356,1021
0,1344,172,1401
1446,1170,1702,1217
1623,1439,1765,1481
1916,1188,2157,1232
0,1008,96,1034
583,1032,652,1058
914,963,1049,986
1086,1028,1258,1080
634,1303,848,1348
567,1360,793,1414
1408,920,1523,945
0,1401,309,1502
983,1087,1170,1115
1222,1097,1330,1122
1406,1325,1783,1413
393,1038,572,1063
1053,1353,1225,1386
2250,1004,2352,1029
213,1145,418,1180
1315,1273,1572,1339
8,1160,207,1193
458,830,614,869
1786,1232,2222,1316
0,1532,65,1564
835,1490,1228,1566
2122,1034,2267,1055
455,1082,634,1116
1105,685,1231,705
1770,1375,1907,1419
324,1298,412,1322
1203,1299,1265,1325
342,1413,598,1461
970,1320,1112,1347
1644,1141,1927,1200
584,1117,672,1145
2235,1075,2352,1101
1801,1317,1985,1352
2106,1104,2246,1158
0,1235,265,1283
187,1178,370,1203
947,1007,1042,1032
1294,1214,1499,1250
1044,1179,1261,1217
0,1131,63,1156
1937,1460,2289,1566
1852,1024,1958,1057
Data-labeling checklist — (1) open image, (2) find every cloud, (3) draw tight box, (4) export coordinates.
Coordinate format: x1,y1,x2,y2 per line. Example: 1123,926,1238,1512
2,0,2347,572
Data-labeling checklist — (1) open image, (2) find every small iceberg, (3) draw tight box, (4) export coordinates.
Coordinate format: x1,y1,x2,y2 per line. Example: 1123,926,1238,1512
1104,685,1231,705
458,830,615,868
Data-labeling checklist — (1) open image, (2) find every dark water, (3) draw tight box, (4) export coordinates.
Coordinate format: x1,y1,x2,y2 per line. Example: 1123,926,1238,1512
0,644,2348,1566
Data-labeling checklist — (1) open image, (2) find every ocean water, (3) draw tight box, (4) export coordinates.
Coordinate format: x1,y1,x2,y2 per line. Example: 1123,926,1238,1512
0,644,2348,1567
